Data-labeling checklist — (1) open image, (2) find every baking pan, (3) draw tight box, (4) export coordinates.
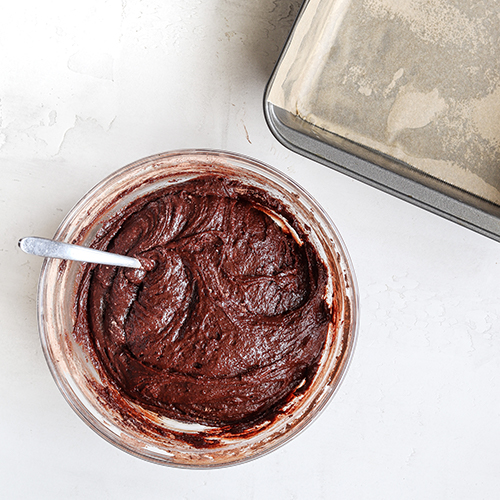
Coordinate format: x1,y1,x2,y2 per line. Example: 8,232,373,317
264,0,500,241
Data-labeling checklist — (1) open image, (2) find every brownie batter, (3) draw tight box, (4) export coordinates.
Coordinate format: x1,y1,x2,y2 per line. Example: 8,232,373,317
75,175,332,428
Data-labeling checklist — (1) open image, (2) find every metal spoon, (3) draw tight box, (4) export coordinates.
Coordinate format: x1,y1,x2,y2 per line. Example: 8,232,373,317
18,236,142,269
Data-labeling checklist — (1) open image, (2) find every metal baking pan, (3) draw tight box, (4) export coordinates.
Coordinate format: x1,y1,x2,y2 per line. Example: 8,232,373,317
264,0,500,241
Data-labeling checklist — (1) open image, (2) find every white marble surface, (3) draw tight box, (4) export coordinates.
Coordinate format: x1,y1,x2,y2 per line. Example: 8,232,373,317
1,1,499,498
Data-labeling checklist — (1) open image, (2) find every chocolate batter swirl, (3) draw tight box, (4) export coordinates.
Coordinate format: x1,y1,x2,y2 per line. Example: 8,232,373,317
75,176,332,428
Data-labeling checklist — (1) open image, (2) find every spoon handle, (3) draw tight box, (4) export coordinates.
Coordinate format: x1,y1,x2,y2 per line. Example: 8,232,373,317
18,237,142,269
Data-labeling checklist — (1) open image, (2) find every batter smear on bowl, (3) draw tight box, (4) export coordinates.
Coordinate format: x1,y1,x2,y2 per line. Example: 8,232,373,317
74,175,332,429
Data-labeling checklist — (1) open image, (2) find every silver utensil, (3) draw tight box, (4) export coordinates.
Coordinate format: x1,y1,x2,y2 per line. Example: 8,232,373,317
18,236,142,269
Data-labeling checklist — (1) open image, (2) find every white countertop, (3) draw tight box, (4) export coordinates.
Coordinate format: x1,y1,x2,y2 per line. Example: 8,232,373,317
1,1,499,498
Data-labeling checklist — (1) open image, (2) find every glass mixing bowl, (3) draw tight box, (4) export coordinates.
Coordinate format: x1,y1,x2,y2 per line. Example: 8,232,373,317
37,150,358,468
